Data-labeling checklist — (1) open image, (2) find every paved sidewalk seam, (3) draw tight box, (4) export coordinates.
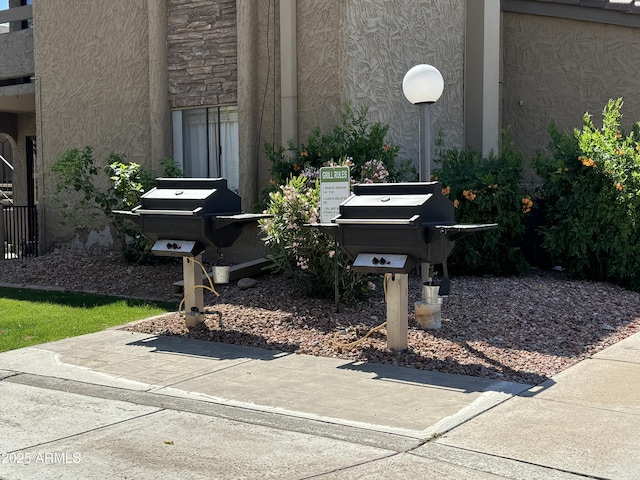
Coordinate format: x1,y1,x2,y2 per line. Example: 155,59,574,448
2,407,163,455
421,443,603,480
297,452,403,480
3,372,423,453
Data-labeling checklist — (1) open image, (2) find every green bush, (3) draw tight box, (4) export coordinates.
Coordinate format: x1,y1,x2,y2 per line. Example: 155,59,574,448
433,133,531,275
52,147,182,263
532,98,640,289
264,103,414,191
259,175,376,303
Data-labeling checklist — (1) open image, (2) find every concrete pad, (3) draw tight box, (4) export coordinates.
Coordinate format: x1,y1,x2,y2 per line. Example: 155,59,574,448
593,332,640,363
435,396,640,479
166,352,528,436
312,451,506,479
528,358,640,414
0,409,394,480
0,330,527,439
0,331,282,390
0,382,158,452
414,443,588,480
0,346,153,391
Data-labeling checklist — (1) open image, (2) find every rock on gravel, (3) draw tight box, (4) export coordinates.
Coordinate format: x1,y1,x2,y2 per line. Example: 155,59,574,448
2,248,640,385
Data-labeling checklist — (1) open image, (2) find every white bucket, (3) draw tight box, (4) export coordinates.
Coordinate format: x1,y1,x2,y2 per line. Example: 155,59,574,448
422,284,440,304
212,265,230,284
414,301,442,329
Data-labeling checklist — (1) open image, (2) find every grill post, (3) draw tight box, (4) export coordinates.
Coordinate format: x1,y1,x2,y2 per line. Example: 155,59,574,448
385,273,408,351
183,254,204,327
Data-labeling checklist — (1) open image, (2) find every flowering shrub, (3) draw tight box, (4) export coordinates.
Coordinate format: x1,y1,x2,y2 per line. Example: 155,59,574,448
359,159,390,183
532,98,640,289
259,175,375,302
433,133,531,275
260,103,405,299
264,103,412,192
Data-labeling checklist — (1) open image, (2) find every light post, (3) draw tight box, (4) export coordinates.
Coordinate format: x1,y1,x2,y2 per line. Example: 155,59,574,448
402,64,445,294
402,64,444,182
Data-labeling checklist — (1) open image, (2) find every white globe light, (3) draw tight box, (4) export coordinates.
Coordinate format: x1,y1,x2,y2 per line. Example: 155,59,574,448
402,64,444,104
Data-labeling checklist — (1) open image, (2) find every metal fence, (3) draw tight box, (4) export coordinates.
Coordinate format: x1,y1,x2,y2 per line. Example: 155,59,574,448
1,205,38,259
0,153,13,205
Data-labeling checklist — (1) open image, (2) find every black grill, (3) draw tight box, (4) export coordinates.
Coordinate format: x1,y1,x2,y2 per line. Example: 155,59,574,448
123,178,269,257
331,182,496,282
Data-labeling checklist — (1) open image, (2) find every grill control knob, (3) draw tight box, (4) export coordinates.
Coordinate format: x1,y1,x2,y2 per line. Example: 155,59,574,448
372,257,379,264
379,257,387,264
166,242,172,249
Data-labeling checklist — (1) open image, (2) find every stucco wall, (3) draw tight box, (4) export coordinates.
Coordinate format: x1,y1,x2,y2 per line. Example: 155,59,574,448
502,12,640,181
0,28,33,80
33,0,171,249
295,0,348,139
236,0,282,208
296,0,465,174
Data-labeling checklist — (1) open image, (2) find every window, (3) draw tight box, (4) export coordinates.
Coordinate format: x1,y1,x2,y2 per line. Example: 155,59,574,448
21,0,33,29
172,106,239,192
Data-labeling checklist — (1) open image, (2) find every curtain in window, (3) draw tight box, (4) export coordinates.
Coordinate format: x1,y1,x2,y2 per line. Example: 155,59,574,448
176,107,239,189
218,108,239,192
182,109,208,177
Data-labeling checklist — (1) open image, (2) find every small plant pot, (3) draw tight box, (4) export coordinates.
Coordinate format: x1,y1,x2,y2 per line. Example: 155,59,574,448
212,265,230,284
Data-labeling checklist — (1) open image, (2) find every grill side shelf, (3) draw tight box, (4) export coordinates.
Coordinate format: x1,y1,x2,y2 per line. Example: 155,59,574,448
432,223,498,241
332,214,420,225
134,207,204,216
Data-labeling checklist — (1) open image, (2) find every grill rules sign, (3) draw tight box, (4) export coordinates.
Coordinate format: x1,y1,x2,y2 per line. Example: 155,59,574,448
320,166,350,224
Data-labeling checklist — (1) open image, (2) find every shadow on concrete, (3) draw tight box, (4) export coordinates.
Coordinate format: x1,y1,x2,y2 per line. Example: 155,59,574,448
126,334,292,362
336,353,547,395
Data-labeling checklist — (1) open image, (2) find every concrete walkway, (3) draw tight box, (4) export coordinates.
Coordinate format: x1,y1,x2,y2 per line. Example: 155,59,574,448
0,327,639,479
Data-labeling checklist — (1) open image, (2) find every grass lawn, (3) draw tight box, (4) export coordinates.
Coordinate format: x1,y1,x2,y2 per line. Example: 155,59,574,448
0,287,174,352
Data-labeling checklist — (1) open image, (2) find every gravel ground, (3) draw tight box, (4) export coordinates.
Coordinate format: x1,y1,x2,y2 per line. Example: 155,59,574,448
2,248,640,385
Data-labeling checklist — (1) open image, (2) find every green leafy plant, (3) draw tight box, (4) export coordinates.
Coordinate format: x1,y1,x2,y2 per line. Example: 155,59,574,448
52,147,182,263
51,146,101,213
433,133,531,275
532,98,640,289
259,175,376,303
160,157,183,178
264,103,413,194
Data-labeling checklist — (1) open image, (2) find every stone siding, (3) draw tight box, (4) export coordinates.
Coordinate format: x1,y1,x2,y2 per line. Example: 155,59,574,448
167,0,237,109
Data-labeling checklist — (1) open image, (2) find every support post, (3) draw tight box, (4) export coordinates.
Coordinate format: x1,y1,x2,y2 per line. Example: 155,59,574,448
0,206,4,259
464,0,500,156
183,254,204,327
418,103,432,182
385,273,408,351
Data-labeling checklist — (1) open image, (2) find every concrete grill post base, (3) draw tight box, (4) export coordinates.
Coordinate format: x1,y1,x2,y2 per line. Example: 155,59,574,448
385,273,408,351
183,254,204,327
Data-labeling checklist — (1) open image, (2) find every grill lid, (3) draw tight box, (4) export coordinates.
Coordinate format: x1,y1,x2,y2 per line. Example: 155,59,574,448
335,182,453,224
137,178,241,215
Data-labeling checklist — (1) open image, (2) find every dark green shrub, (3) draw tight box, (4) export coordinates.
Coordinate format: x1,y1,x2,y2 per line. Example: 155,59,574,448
264,103,414,191
532,98,640,289
433,133,531,275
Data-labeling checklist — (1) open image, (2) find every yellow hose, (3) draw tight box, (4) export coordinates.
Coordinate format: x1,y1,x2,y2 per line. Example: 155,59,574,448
332,273,391,349
178,257,220,318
